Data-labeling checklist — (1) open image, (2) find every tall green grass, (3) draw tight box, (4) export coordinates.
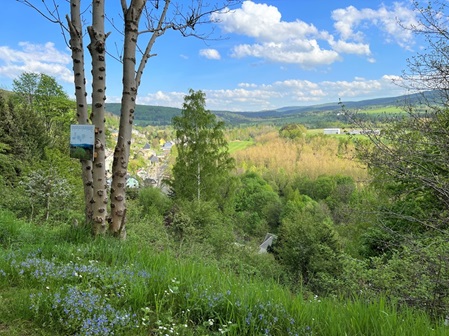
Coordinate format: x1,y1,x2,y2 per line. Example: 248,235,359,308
0,210,447,335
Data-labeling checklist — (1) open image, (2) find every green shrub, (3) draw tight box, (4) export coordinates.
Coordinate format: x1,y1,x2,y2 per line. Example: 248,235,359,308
235,172,282,233
274,198,343,294
137,187,172,216
165,200,235,259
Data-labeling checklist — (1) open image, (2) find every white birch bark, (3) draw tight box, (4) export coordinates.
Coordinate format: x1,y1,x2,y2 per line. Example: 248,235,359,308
87,0,109,235
109,0,171,237
66,0,94,223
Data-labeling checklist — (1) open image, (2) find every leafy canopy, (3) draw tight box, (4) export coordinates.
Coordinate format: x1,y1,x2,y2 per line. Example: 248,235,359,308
170,89,235,203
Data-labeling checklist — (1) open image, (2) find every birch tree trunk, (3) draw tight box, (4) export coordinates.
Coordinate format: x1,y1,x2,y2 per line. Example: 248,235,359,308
109,0,170,237
110,0,146,238
87,0,109,235
66,0,93,223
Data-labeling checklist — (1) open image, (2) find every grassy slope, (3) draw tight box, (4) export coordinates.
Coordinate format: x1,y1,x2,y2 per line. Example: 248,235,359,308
0,210,447,335
359,106,404,114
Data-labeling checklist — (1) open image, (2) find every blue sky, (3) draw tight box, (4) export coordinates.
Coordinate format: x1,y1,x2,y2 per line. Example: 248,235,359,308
0,0,423,111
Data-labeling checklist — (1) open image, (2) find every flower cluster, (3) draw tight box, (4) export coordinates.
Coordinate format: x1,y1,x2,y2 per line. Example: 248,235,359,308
5,250,152,289
1,248,316,335
30,285,137,335
2,249,152,335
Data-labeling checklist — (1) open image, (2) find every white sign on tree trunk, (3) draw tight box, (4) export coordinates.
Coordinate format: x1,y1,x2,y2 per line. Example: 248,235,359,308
70,124,95,161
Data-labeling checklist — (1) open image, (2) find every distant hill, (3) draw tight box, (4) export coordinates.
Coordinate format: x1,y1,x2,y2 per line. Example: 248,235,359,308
0,89,12,99
271,91,431,115
106,91,433,127
105,103,181,126
1,89,431,127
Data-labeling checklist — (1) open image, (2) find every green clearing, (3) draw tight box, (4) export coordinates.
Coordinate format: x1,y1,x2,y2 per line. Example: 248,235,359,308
357,105,404,114
228,140,254,153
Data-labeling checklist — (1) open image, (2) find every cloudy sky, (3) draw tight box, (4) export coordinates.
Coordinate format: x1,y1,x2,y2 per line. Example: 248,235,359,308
0,0,424,111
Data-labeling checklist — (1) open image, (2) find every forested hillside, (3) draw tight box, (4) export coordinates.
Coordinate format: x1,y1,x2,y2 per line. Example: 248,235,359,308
105,91,420,128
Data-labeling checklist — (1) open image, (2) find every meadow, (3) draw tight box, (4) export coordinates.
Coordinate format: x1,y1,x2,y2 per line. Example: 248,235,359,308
0,210,447,336
228,140,255,154
354,106,404,114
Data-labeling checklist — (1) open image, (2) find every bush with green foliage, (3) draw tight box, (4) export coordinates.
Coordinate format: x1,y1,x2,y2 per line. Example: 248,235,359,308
293,175,354,203
274,195,343,294
19,168,74,223
164,200,235,259
234,172,282,238
0,73,82,225
0,94,49,182
291,174,357,225
279,123,307,140
138,187,172,217
335,234,449,318
348,110,449,259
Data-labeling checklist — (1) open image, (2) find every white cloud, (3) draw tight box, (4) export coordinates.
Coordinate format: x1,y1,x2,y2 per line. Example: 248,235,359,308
232,40,340,67
136,91,186,107
137,76,406,111
212,1,417,68
212,1,321,42
0,42,73,83
320,76,405,99
199,49,221,60
322,79,382,98
331,3,418,49
328,39,371,56
206,88,280,111
238,82,258,88
212,1,336,68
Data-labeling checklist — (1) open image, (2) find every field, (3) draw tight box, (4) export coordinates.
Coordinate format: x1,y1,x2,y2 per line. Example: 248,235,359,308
228,140,254,153
355,105,405,114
